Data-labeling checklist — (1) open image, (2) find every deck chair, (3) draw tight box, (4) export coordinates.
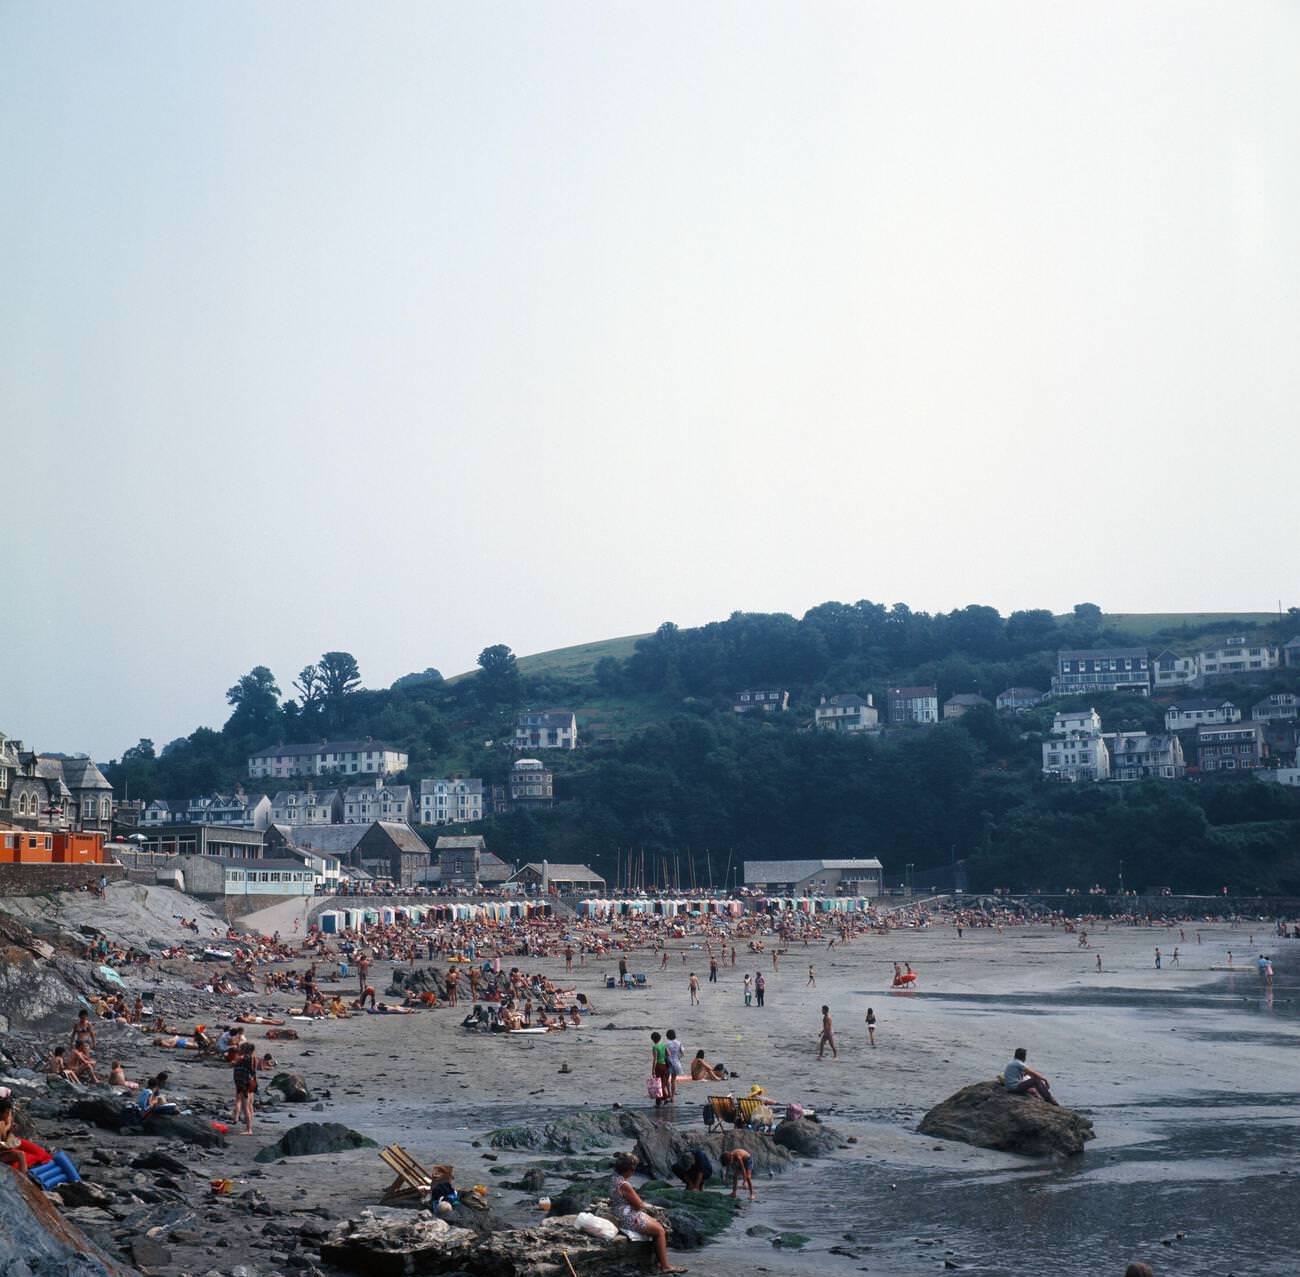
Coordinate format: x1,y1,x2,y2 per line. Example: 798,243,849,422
707,1095,737,1127
378,1145,444,1203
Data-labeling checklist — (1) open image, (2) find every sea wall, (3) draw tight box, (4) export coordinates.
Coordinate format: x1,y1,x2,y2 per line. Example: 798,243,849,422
0,863,126,897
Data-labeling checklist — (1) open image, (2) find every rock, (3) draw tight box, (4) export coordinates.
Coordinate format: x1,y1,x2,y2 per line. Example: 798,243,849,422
269,1074,313,1104
772,1232,810,1248
131,1152,190,1176
320,1212,476,1275
488,1111,628,1154
55,1180,115,1208
771,1118,842,1158
0,1165,136,1277
918,1081,1095,1157
386,968,447,999
129,1237,172,1269
548,1179,604,1217
255,1122,379,1163
518,1169,546,1192
68,1098,227,1149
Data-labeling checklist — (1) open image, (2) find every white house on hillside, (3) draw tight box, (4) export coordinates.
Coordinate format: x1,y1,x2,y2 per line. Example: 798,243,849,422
419,777,484,825
342,779,413,824
1164,700,1240,732
1103,732,1186,780
1051,708,1102,737
514,711,578,750
813,694,878,733
270,789,342,826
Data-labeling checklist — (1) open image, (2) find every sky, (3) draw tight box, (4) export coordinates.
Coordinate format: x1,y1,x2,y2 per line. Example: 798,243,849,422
3,2,1299,760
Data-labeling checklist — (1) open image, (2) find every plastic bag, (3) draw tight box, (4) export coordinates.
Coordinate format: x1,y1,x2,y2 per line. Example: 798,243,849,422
576,1211,618,1240
646,1074,663,1100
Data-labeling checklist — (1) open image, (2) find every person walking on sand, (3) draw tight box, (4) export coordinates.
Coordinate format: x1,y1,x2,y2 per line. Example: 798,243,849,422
1171,947,1180,966
818,1005,837,1059
743,973,752,1006
808,964,816,987
865,1006,877,1047
1096,953,1102,973
709,956,718,984
755,971,766,1007
650,1033,671,1108
772,950,779,971
356,952,370,994
1154,947,1162,970
688,972,700,1005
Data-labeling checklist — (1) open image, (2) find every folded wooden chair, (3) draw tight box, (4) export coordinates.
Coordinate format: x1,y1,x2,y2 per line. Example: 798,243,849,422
707,1095,737,1127
378,1145,446,1203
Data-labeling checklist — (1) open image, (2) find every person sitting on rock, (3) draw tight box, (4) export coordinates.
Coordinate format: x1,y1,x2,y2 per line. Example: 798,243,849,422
610,1151,686,1273
1002,1047,1060,1106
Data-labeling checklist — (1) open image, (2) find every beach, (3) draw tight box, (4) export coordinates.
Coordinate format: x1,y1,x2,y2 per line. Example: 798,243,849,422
75,904,1299,1277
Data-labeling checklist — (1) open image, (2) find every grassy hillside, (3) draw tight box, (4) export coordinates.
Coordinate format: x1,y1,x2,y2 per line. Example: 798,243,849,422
449,633,649,684
1095,612,1279,641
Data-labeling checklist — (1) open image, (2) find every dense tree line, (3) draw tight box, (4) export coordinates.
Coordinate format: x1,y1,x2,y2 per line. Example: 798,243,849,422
103,602,1300,896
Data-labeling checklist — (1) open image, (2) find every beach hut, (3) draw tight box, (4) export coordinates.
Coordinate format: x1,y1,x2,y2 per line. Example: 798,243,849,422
318,911,340,935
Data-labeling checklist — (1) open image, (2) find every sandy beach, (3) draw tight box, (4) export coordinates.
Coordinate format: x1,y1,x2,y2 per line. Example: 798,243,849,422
64,901,1298,1277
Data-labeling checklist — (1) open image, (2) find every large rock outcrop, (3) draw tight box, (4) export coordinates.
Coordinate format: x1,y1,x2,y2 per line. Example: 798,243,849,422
386,967,448,999
68,1097,227,1148
322,1210,655,1277
0,1156,140,1277
918,1081,1095,1157
255,1121,378,1163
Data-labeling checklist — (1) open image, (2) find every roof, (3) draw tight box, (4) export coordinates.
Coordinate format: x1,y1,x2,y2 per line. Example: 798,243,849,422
53,757,113,791
248,740,406,760
1196,721,1263,736
516,711,576,727
512,759,548,771
887,686,937,698
374,821,430,856
744,858,884,883
277,845,342,867
1166,699,1237,712
997,687,1042,697
944,694,989,706
819,694,870,708
1286,636,1300,648
512,862,606,882
435,835,487,851
1057,648,1148,660
271,789,341,806
419,777,483,793
343,784,412,802
268,823,371,856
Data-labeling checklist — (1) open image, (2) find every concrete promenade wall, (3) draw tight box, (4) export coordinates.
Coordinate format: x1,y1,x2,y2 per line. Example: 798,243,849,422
0,863,126,897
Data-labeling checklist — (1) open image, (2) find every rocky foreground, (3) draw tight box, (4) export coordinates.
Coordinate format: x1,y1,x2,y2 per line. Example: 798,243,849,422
918,1080,1096,1157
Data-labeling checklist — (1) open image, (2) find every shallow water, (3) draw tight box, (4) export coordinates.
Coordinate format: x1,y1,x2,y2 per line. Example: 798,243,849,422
710,957,1300,1276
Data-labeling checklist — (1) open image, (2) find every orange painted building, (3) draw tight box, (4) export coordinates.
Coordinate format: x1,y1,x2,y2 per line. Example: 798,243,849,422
0,827,55,864
52,831,106,864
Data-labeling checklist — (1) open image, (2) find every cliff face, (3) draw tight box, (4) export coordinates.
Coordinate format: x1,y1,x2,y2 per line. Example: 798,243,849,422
0,1163,141,1277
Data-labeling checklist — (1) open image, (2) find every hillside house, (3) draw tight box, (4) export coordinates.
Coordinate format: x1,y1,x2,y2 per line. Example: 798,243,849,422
1196,722,1267,772
342,779,413,825
943,693,990,720
995,687,1043,713
1252,693,1300,723
136,824,266,861
1051,648,1150,698
1285,636,1300,669
1103,732,1186,780
743,857,884,897
418,777,484,825
270,788,342,826
1152,650,1198,689
1164,700,1240,732
0,745,114,835
248,739,407,780
733,690,790,714
1051,708,1103,737
886,686,939,725
813,694,879,733
1197,638,1279,682
514,710,578,750
510,759,554,807
1042,734,1110,782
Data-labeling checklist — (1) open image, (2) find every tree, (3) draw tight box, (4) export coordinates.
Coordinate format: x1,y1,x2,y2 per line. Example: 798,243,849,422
317,652,362,701
477,644,521,708
122,738,156,763
294,664,324,709
1073,602,1102,623
224,666,282,741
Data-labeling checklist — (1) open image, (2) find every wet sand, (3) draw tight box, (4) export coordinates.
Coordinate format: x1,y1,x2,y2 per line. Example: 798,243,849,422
119,916,1300,1276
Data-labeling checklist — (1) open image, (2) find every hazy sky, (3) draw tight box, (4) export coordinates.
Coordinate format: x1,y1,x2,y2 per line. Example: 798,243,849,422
4,2,1299,759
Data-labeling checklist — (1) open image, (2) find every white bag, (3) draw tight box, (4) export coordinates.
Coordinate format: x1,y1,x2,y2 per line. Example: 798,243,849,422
575,1211,618,1240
